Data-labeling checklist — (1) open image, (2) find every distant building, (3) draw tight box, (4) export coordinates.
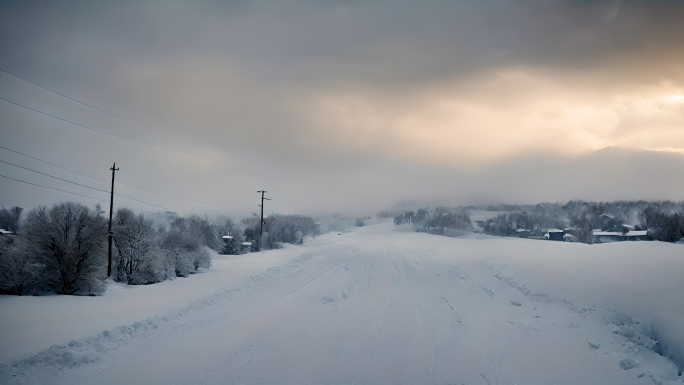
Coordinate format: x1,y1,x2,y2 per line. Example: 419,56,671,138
546,229,564,241
515,229,530,238
592,230,648,243
220,235,236,254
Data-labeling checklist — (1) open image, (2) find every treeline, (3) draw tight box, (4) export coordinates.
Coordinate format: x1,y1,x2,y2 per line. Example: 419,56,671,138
479,200,684,243
381,200,684,244
480,205,565,238
239,214,320,251
0,201,320,296
391,207,471,237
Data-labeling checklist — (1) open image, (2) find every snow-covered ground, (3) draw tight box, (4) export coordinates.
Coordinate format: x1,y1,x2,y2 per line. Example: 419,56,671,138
1,222,683,384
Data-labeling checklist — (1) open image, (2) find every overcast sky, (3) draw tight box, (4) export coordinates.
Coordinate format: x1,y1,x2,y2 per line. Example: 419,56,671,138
1,0,683,217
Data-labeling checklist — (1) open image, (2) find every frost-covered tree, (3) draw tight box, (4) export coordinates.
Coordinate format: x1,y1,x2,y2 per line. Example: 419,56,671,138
193,248,211,270
126,247,175,285
187,215,220,251
568,203,603,243
413,207,471,235
266,215,319,248
265,218,298,249
0,236,42,295
414,208,428,223
658,213,683,242
160,228,211,277
22,202,107,295
241,214,319,250
112,208,154,283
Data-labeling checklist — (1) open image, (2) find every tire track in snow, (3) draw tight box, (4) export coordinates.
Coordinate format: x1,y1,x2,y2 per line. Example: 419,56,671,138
193,268,341,384
77,265,338,385
67,244,359,385
387,234,440,385
352,239,397,383
311,236,399,384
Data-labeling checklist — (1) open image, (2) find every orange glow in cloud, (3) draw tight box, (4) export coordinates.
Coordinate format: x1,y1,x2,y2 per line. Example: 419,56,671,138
309,72,684,165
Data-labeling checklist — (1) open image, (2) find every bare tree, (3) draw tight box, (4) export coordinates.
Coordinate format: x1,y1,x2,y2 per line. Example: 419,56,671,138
112,208,154,282
23,202,107,295
161,230,200,277
0,236,42,295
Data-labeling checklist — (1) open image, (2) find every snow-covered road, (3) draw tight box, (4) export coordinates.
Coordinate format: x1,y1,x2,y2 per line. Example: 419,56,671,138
2,222,682,384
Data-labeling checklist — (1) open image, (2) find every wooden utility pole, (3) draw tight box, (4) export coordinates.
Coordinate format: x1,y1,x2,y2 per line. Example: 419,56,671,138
107,163,119,277
257,190,270,252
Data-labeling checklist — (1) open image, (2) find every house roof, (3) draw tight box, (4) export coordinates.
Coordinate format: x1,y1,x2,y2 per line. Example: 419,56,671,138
222,235,233,239
593,230,647,237
547,229,563,233
0,229,14,235
241,242,252,246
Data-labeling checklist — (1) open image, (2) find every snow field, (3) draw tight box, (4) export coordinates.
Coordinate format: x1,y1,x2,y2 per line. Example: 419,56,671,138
0,246,309,361
0,221,682,384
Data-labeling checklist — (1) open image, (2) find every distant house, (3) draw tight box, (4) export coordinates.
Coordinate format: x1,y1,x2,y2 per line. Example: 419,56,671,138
592,230,648,243
220,235,235,254
546,229,564,241
515,229,530,238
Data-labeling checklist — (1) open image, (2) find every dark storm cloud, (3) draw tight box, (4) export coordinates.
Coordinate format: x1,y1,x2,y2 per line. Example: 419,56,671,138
4,1,684,87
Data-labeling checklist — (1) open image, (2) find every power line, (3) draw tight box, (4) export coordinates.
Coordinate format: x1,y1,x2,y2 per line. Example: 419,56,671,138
0,144,107,183
0,168,253,215
0,144,255,206
0,67,164,134
0,173,106,202
115,190,257,213
0,97,226,166
0,158,253,214
0,159,190,213
114,191,174,211
0,158,110,194
112,203,155,215
115,180,258,205
0,173,155,214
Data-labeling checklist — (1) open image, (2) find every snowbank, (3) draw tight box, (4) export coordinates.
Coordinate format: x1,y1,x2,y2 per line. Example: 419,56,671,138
0,246,307,361
422,235,684,373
